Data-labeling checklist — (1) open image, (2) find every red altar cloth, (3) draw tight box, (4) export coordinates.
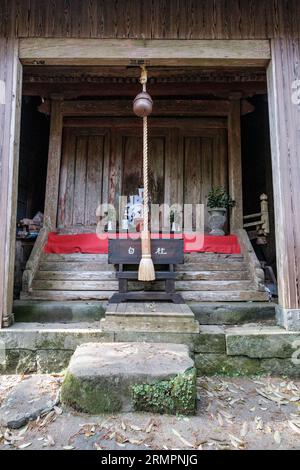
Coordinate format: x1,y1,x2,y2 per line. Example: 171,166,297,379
44,232,241,255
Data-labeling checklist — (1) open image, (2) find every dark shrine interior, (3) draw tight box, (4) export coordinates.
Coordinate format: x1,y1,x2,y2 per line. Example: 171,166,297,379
15,66,276,298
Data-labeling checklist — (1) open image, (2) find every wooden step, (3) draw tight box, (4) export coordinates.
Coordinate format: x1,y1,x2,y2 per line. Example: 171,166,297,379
35,271,117,281
176,280,254,291
39,262,115,272
42,252,243,263
22,289,269,302
176,271,250,281
35,270,250,282
32,279,254,292
21,290,114,301
184,253,244,262
181,291,269,302
176,262,248,271
42,253,109,262
32,280,119,291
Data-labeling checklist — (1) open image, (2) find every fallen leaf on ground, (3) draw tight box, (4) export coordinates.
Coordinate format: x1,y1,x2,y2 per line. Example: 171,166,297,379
172,428,194,448
130,425,142,432
241,422,248,438
18,442,32,449
274,431,281,445
288,421,300,435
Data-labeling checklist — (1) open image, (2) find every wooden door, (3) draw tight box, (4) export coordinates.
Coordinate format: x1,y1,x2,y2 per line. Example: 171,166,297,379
58,118,227,232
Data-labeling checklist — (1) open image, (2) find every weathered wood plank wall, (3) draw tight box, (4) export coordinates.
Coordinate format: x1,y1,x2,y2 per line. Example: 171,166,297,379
267,38,300,330
1,0,300,39
57,119,227,232
0,38,22,328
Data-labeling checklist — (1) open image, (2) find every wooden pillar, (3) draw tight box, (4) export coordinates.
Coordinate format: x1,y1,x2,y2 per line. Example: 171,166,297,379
0,38,22,328
44,95,64,230
267,38,300,331
228,93,243,232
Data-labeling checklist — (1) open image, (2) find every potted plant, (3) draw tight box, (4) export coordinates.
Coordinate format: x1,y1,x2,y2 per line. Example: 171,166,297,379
207,187,235,236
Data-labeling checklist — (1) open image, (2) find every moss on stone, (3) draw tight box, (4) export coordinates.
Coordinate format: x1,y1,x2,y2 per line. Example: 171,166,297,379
195,353,263,377
131,368,197,415
61,371,123,414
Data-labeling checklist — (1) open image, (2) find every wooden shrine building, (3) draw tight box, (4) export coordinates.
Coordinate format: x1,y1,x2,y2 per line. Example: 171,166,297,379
0,0,300,332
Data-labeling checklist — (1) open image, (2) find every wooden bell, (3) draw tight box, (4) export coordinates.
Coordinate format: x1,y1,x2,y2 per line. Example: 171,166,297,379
133,91,153,117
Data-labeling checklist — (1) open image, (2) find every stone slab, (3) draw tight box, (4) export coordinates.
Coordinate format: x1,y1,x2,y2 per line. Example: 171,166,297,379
13,300,106,323
0,323,113,350
276,306,300,331
193,326,226,353
101,302,200,333
195,353,300,378
226,325,300,358
61,342,195,414
190,302,276,325
0,375,60,429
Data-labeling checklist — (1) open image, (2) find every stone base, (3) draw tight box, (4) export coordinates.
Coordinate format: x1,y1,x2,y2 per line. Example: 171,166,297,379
0,375,60,429
61,342,196,414
1,321,300,378
100,302,200,333
276,306,300,331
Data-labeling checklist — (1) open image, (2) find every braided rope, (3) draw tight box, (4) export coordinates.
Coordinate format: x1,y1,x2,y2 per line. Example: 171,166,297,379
140,73,149,234
143,115,149,233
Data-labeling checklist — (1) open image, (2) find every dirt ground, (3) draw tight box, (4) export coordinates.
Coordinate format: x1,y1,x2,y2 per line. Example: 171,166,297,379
0,374,300,451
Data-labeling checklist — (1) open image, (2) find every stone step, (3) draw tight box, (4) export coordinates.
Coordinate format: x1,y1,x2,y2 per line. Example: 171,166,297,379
191,302,276,325
13,300,276,325
13,300,106,323
60,342,196,414
2,322,299,378
101,302,200,333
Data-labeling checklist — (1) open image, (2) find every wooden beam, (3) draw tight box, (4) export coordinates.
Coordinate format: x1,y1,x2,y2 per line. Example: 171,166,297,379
63,117,227,129
0,39,22,328
267,39,300,330
43,95,64,230
228,94,243,232
22,81,267,99
39,99,233,117
19,39,271,67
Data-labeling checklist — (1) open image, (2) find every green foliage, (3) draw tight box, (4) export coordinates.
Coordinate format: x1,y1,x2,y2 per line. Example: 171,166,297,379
207,186,235,209
131,369,196,415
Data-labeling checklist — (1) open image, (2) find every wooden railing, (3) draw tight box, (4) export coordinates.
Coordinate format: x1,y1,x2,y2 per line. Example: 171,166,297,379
22,226,49,293
236,228,266,293
243,194,270,237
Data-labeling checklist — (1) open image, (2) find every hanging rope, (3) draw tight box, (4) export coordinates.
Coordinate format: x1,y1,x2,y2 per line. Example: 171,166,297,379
143,115,149,233
133,65,155,281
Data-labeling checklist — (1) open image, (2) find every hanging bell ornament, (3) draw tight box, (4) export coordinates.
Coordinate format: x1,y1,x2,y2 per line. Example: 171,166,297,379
133,91,153,117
